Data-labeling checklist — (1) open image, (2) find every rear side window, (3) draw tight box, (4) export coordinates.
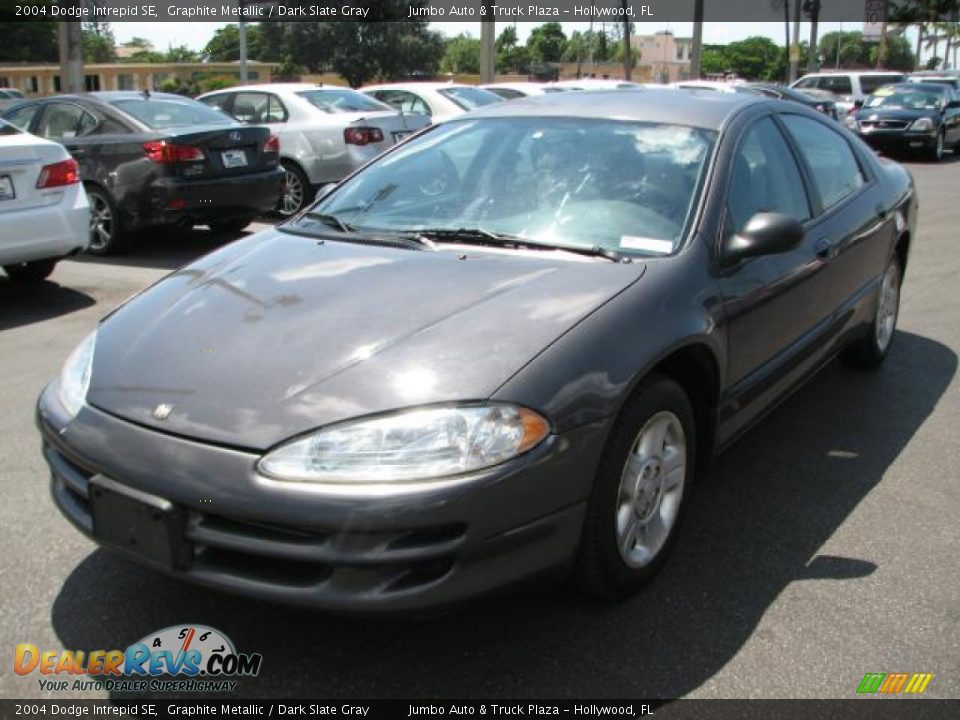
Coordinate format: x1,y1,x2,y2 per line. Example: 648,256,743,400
36,103,98,139
4,104,40,130
437,87,502,110
0,118,20,135
794,77,819,90
489,88,525,100
728,117,811,233
818,76,853,95
200,93,232,112
782,115,865,210
860,74,906,94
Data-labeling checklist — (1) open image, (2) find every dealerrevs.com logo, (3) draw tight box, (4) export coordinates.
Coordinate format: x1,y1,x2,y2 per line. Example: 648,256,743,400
856,672,934,695
14,624,262,693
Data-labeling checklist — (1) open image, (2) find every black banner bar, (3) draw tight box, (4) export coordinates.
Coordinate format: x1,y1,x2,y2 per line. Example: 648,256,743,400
1,700,959,720
3,0,960,24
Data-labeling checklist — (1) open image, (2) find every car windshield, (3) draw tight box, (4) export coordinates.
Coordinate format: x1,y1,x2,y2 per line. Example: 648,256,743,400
865,87,944,110
305,117,716,256
112,98,233,128
296,88,390,113
437,87,503,110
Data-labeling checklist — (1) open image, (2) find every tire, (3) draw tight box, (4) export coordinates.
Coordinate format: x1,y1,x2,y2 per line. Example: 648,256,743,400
278,160,310,217
841,254,902,369
85,185,127,255
208,217,255,234
3,258,57,283
577,374,696,599
928,129,945,162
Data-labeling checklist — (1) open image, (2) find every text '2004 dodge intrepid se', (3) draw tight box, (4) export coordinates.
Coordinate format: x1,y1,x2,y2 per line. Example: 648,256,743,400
38,90,916,612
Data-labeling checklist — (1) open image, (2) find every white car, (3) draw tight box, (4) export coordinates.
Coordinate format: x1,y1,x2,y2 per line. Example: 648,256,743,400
0,119,88,283
479,82,567,99
792,71,907,115
361,82,503,121
198,83,430,216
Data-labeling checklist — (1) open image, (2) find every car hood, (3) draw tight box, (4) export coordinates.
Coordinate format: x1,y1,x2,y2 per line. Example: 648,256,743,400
87,229,645,450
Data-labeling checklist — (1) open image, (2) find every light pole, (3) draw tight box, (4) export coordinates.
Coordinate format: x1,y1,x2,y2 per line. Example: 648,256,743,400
480,4,495,84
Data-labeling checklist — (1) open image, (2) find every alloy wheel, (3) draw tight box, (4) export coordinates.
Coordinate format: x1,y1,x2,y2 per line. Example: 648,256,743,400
615,410,687,569
875,259,900,353
279,168,304,216
88,192,114,252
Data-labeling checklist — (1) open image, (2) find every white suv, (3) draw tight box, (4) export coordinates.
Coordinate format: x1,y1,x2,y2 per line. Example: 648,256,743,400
792,71,906,114
0,119,89,283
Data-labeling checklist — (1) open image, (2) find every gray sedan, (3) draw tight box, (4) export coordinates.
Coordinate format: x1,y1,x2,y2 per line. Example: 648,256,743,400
39,90,915,612
198,83,429,216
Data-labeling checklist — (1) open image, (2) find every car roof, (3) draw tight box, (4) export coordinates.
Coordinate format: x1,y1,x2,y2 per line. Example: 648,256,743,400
460,88,761,130
202,83,356,95
362,82,473,92
799,70,904,77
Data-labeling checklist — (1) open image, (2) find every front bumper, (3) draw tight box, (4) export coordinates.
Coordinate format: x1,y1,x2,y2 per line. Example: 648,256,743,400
856,129,938,152
0,183,89,265
37,383,607,612
131,168,283,230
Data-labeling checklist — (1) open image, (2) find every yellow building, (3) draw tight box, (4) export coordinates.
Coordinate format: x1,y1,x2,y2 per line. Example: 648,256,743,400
0,61,279,97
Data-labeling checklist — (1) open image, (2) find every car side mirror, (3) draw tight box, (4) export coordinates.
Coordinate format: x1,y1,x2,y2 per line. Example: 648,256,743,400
853,98,865,108
947,99,960,109
722,212,804,265
314,183,335,202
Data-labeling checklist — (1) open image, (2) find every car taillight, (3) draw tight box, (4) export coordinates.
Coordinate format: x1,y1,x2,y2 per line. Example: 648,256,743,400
343,127,384,146
143,140,205,163
36,158,79,188
264,135,280,153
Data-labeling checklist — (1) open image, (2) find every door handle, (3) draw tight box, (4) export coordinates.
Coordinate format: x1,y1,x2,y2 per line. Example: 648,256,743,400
815,238,837,260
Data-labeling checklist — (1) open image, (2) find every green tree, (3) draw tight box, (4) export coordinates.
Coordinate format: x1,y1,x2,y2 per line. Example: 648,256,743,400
82,22,116,63
165,45,200,63
527,23,567,63
203,24,261,62
440,34,481,74
723,36,784,80
700,45,730,75
0,21,58,63
818,31,871,68
872,34,916,70
496,26,531,73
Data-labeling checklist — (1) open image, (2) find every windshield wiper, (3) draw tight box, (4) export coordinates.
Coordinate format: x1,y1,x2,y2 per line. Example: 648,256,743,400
413,227,627,263
298,211,355,234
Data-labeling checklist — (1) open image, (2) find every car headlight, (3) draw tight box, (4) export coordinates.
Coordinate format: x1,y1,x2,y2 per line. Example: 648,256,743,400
844,116,859,131
258,403,551,484
58,330,96,419
911,117,935,132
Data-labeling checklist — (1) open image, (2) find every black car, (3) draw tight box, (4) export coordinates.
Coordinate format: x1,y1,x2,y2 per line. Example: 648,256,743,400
38,90,915,611
2,92,284,254
846,82,960,161
737,82,839,120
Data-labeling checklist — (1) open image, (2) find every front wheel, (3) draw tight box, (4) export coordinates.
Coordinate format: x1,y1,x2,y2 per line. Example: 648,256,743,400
577,374,695,599
841,254,902,369
3,258,57,283
929,130,945,162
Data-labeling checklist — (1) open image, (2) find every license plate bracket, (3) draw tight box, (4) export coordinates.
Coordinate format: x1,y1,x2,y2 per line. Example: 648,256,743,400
221,149,247,168
0,174,14,201
89,475,192,570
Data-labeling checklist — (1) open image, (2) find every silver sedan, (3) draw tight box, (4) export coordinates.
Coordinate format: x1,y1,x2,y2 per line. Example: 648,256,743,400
198,83,430,216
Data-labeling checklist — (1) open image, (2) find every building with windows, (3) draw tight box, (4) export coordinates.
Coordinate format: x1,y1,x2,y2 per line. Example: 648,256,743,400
0,61,278,97
632,31,694,83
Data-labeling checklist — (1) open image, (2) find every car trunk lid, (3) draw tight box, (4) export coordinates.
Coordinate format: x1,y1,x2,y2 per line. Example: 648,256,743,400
0,132,72,213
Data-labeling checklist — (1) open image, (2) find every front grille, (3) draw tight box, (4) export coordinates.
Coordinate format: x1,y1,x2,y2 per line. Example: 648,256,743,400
861,120,910,130
44,442,464,595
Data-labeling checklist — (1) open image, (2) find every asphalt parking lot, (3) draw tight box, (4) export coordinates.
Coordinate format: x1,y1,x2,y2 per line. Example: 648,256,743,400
2,155,959,701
